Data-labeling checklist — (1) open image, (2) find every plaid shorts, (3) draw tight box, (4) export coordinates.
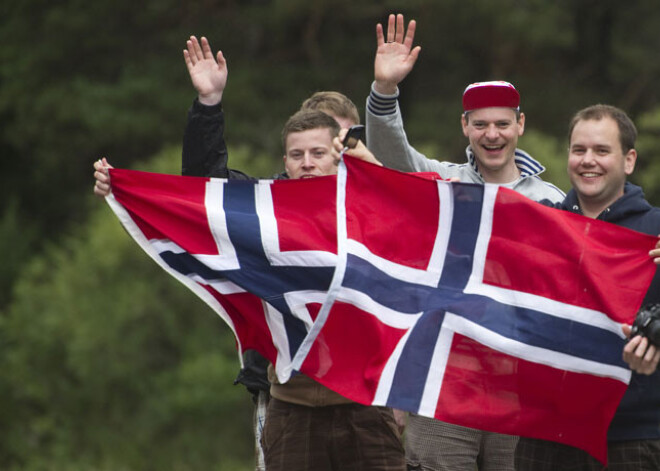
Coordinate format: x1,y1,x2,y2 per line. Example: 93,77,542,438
515,437,602,471
404,414,518,470
515,436,660,471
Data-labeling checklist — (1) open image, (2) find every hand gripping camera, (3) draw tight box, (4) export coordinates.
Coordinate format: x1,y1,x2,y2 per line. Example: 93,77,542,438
630,303,660,346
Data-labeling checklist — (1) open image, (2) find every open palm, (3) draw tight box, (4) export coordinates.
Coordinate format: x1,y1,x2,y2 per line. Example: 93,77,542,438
374,14,421,93
183,36,228,105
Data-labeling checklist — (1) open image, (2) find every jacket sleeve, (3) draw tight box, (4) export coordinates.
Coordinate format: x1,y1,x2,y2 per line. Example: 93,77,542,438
365,82,446,175
182,98,251,179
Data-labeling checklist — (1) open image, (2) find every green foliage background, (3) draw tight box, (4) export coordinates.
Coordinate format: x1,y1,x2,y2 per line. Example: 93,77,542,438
3,0,660,469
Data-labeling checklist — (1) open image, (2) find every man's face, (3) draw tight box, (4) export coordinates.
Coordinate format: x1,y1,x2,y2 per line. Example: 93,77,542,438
461,107,525,176
568,117,636,213
283,127,338,179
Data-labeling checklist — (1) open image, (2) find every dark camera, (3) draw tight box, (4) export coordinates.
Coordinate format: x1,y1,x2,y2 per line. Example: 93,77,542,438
342,125,365,149
630,303,660,346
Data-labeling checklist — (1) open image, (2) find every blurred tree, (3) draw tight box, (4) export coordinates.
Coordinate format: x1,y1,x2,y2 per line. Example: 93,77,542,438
0,0,192,233
633,105,660,207
2,0,660,253
0,201,37,306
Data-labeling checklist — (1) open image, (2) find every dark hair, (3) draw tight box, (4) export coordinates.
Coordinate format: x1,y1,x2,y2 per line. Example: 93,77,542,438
281,109,341,150
300,91,360,125
568,104,637,154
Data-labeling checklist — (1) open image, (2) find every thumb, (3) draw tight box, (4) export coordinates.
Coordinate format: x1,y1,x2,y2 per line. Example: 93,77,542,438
622,324,632,338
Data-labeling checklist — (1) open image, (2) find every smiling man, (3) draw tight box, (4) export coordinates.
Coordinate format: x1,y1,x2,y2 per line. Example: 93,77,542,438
281,111,341,179
459,82,527,183
364,14,564,204
361,13,564,471
514,104,660,471
566,107,637,218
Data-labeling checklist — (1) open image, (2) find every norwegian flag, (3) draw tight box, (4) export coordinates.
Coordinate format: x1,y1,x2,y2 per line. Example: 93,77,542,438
107,157,656,464
107,168,338,381
292,157,658,465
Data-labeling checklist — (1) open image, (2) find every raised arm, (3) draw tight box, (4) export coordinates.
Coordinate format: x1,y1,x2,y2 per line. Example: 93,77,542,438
366,15,447,174
182,36,246,178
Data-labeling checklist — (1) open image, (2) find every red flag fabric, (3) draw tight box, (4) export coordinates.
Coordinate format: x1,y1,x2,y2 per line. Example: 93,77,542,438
296,157,657,464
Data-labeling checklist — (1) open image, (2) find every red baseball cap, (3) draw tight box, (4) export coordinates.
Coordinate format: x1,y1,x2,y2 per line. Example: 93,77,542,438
462,81,520,112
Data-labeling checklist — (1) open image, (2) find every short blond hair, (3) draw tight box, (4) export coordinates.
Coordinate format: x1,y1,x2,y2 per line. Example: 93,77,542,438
300,91,360,125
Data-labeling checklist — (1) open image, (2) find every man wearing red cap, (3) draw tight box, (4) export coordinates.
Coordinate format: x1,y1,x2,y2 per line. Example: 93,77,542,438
363,13,564,471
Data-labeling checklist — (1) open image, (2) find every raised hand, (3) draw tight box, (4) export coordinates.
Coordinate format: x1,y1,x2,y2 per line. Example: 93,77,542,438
183,36,228,106
374,14,421,95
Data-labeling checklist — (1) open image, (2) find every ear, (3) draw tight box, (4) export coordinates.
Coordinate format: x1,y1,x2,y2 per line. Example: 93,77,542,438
283,154,293,177
517,112,526,136
461,114,469,137
624,149,637,175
